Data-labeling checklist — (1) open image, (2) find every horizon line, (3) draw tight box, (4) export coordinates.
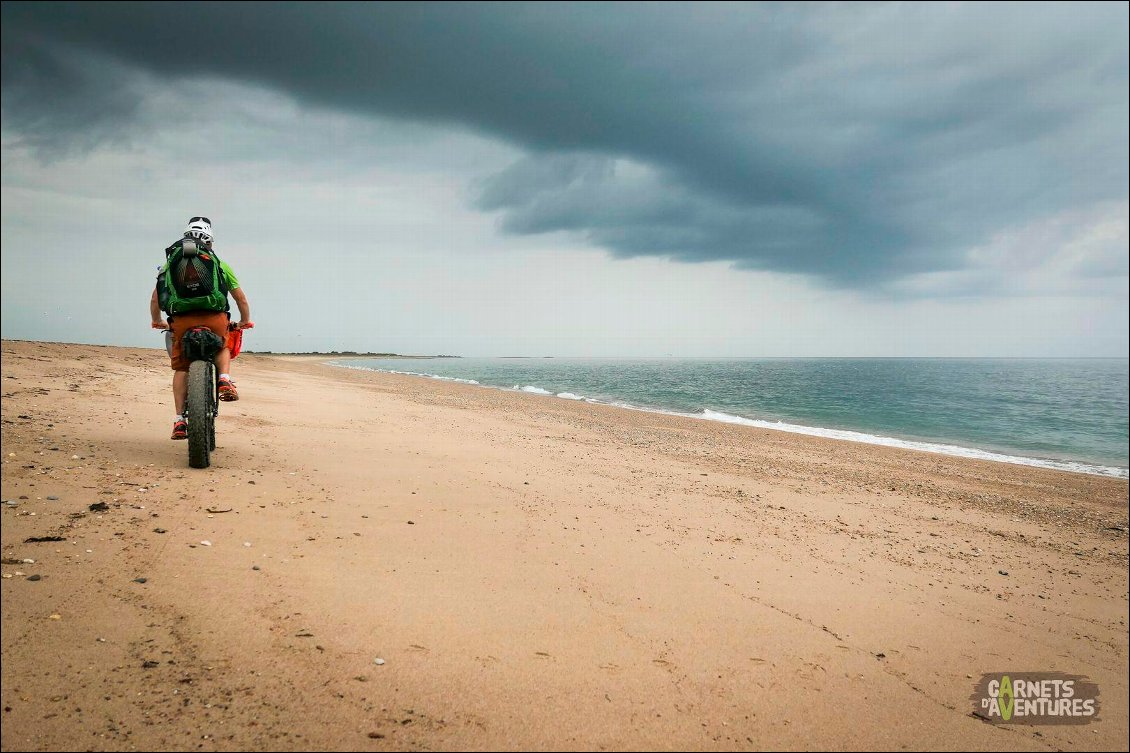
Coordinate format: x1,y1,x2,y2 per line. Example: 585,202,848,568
2,338,1128,360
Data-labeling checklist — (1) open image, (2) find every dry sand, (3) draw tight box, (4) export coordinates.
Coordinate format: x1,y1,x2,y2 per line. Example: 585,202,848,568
1,340,1127,751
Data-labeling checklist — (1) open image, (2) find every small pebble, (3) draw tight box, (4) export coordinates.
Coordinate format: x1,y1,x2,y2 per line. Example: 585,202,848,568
200,541,212,547
133,577,148,584
374,658,386,666
252,565,260,571
46,496,59,501
27,574,42,581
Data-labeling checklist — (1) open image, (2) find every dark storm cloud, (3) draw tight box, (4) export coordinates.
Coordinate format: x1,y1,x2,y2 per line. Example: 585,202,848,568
3,1,1126,285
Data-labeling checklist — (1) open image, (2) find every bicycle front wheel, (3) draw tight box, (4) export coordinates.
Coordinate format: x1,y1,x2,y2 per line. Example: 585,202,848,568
187,360,214,468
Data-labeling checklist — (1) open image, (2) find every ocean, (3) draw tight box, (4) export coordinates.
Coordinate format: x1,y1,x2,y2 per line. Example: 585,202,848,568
333,357,1129,479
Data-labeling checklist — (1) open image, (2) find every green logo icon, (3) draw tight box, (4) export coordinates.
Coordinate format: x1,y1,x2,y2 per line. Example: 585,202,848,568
999,675,1014,721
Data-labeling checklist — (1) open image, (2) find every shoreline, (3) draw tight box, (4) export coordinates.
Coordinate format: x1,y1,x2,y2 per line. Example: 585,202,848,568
2,340,1127,751
328,360,1130,480
246,352,460,359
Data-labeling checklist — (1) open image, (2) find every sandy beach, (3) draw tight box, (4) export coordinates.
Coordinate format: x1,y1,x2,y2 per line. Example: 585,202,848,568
1,339,1126,751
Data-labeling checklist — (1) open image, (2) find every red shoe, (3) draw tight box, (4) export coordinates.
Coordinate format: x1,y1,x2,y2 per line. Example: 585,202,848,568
218,377,239,402
171,419,188,440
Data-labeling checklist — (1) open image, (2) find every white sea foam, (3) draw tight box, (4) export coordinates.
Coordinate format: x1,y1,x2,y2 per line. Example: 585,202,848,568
329,362,1127,479
331,362,480,385
698,410,1128,479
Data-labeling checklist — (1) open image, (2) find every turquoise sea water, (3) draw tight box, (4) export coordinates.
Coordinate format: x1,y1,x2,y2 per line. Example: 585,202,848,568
334,358,1129,478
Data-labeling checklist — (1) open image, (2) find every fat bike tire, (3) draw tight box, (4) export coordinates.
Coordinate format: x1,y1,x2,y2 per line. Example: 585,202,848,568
187,360,213,469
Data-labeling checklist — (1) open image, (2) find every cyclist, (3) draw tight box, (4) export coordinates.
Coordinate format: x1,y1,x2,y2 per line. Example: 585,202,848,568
150,217,253,440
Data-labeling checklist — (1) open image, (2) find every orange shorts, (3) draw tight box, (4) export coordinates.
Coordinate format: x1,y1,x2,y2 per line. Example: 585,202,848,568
169,311,230,371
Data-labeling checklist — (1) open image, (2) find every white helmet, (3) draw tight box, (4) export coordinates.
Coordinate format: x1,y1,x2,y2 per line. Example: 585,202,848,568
184,216,213,244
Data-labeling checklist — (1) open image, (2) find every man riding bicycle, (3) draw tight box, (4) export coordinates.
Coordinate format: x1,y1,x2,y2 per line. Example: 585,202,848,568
150,217,253,440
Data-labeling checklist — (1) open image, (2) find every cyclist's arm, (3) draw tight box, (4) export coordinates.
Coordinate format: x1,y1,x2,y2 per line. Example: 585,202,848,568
150,288,166,329
232,287,251,327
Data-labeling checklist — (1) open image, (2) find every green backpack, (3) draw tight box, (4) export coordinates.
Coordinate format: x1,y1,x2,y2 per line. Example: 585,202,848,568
158,239,230,315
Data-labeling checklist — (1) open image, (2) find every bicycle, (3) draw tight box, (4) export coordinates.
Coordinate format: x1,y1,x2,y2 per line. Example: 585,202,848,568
160,321,252,468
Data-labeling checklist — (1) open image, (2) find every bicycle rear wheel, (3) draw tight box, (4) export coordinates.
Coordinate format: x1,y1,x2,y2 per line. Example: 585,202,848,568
208,372,217,451
187,360,214,468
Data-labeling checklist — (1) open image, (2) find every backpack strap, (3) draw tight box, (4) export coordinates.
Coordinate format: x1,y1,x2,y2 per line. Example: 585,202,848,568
157,253,175,316
206,248,231,297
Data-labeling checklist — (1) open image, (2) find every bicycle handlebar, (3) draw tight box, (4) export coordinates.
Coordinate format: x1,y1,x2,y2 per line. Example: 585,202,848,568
152,320,254,332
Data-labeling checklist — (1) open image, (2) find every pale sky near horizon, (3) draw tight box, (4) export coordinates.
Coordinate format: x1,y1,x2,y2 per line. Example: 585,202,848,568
2,2,1127,357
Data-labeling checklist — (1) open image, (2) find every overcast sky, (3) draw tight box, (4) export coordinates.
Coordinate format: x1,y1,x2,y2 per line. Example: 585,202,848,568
2,2,1126,356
